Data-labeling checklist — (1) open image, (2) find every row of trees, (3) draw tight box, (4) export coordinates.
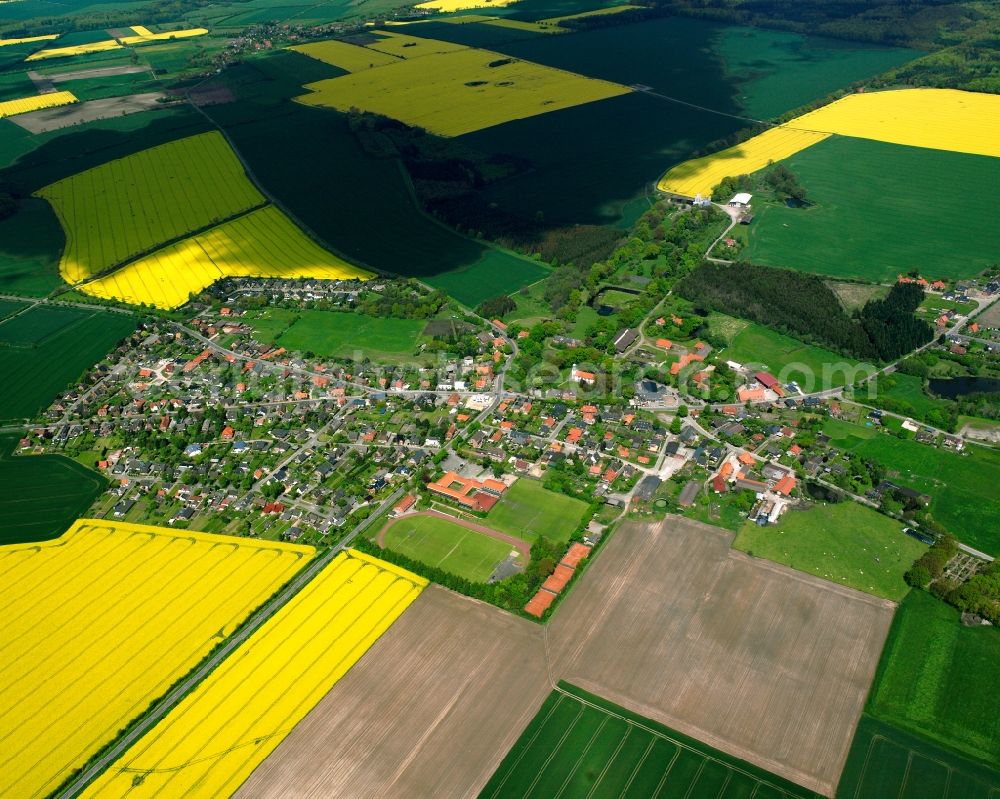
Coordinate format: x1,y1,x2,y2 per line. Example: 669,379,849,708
676,262,933,361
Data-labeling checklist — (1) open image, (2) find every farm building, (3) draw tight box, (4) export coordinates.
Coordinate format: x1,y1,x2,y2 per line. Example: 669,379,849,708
728,192,753,207
612,328,639,354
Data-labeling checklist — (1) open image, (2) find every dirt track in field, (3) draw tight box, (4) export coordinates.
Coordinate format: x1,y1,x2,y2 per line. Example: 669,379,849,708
375,510,531,562
237,517,894,798
548,517,895,796
233,586,550,799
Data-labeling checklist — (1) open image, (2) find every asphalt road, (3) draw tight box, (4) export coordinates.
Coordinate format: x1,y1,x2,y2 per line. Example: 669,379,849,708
54,486,404,799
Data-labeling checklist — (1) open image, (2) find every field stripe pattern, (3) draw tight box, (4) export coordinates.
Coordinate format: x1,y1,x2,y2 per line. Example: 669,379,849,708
0,520,313,799
82,206,373,308
82,550,426,798
36,131,265,283
0,90,77,119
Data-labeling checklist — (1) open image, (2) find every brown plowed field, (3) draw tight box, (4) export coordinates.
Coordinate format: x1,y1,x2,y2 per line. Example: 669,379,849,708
233,585,550,799
548,517,895,796
237,517,894,798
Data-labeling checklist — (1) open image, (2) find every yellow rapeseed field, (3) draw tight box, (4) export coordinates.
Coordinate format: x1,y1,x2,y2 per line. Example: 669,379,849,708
363,30,468,58
658,127,831,198
25,39,122,61
291,39,399,72
0,34,58,47
659,87,1000,199
297,34,630,137
119,25,209,45
83,550,426,798
37,131,264,283
83,206,372,309
415,0,519,11
0,90,77,119
0,519,313,799
786,88,1000,159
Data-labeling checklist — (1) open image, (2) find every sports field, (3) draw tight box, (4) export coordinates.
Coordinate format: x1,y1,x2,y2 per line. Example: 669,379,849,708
0,435,107,544
481,681,822,799
837,714,1000,799
0,520,313,799
380,513,515,582
277,308,421,359
823,418,1000,555
865,589,1000,766
486,478,589,543
0,305,136,421
743,137,1000,282
716,316,876,390
0,90,77,118
83,550,424,798
296,33,629,136
732,501,926,601
83,206,371,309
36,131,264,283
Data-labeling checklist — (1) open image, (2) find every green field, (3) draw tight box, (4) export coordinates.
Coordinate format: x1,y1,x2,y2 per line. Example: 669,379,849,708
0,305,136,421
732,500,926,601
276,310,424,360
0,298,28,319
0,435,107,544
836,715,1000,799
871,372,954,420
715,316,876,391
744,137,1000,282
866,589,1000,766
486,478,589,543
424,250,549,308
823,419,1000,555
0,199,65,296
481,681,822,799
381,514,513,582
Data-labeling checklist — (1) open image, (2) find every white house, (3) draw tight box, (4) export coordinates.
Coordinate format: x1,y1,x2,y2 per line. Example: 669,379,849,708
728,192,753,207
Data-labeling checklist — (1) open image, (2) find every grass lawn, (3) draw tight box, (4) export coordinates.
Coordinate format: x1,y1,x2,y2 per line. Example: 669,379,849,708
423,249,549,308
825,280,889,312
836,714,1000,799
381,514,513,583
732,500,925,601
486,478,589,543
0,435,107,544
919,294,978,317
244,308,424,361
0,306,136,421
871,372,953,419
715,315,876,391
507,283,552,326
824,419,1000,555
744,136,1000,282
866,589,1000,767
480,681,823,799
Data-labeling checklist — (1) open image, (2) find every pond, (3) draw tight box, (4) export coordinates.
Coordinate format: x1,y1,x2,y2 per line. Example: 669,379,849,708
928,376,1000,399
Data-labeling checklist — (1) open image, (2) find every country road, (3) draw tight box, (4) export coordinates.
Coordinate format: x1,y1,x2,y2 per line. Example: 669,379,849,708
55,486,404,799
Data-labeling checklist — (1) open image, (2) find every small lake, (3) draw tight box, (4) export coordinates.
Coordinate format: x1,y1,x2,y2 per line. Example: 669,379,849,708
928,376,1000,399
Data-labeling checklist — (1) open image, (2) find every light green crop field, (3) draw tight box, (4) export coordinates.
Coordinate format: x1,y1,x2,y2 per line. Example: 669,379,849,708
381,514,513,582
714,315,875,390
866,589,1000,766
423,249,549,307
486,478,588,543
36,131,264,283
743,137,1000,282
276,310,424,360
732,500,925,601
823,418,1000,555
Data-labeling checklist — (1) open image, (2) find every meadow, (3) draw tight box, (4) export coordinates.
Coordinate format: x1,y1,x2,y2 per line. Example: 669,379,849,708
381,513,513,582
713,315,875,390
424,248,548,307
0,199,65,295
823,419,1000,555
865,589,1000,766
743,137,1000,282
480,681,822,799
0,305,136,421
0,520,313,799
732,500,926,601
37,130,264,283
872,372,953,419
277,309,423,359
0,435,106,544
837,715,1000,799
82,550,424,799
486,478,588,543
296,33,629,137
84,206,370,308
